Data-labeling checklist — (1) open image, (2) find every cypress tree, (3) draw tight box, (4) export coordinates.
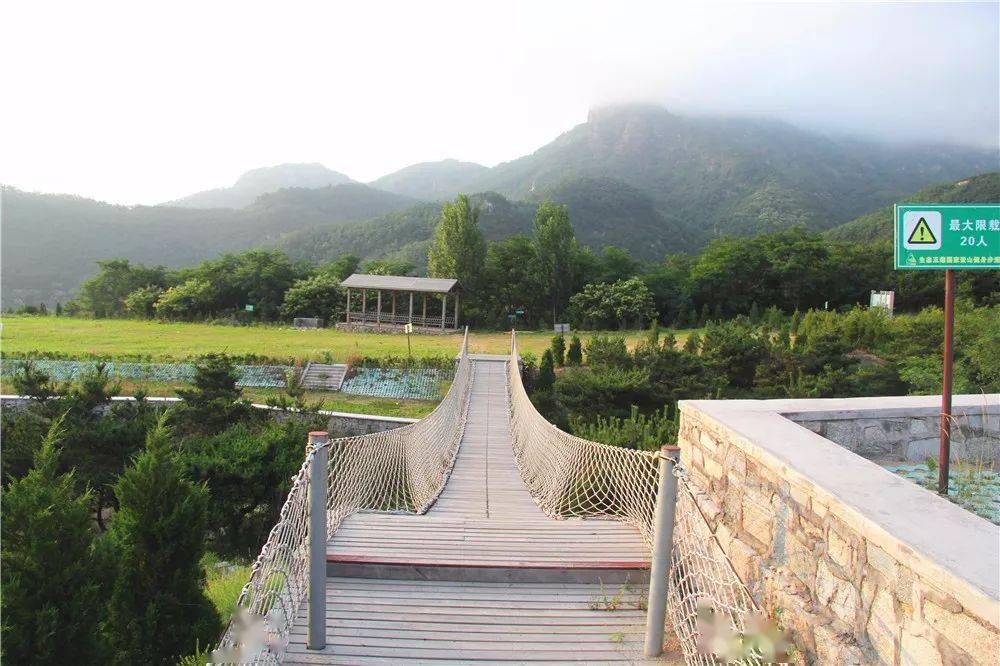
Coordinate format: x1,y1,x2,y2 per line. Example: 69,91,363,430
1,418,107,664
550,333,566,366
566,335,583,366
105,416,218,664
683,331,701,354
537,350,556,392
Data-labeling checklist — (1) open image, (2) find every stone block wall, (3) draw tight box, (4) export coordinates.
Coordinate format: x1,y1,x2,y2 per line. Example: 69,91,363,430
677,400,1000,665
791,407,999,466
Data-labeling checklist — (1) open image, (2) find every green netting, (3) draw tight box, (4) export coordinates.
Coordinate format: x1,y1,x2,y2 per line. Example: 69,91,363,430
1,360,292,388
883,463,1000,524
340,368,450,401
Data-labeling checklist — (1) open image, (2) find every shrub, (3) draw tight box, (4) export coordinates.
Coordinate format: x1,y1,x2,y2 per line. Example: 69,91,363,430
566,336,583,366
585,335,631,369
551,334,566,366
572,405,677,452
537,350,556,392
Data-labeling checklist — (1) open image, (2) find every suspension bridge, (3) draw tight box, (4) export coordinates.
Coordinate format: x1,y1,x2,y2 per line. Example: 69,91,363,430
216,332,758,665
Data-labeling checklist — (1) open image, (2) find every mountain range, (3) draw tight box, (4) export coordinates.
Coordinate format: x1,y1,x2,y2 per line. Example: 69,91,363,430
3,104,998,307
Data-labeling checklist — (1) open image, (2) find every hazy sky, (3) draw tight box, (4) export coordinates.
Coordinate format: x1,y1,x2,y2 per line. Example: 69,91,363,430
1,1,997,205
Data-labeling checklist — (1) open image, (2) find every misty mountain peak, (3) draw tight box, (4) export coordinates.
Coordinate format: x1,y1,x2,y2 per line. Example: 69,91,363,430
164,163,353,209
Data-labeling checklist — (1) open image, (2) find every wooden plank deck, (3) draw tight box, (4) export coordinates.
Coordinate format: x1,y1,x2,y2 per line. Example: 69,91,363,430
286,357,677,663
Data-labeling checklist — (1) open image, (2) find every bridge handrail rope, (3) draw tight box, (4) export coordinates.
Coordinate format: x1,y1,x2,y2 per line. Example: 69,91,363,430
506,331,760,665
216,328,472,664
506,331,661,543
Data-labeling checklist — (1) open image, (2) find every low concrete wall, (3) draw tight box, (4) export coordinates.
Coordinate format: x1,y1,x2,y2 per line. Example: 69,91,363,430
677,394,1000,665
0,395,416,436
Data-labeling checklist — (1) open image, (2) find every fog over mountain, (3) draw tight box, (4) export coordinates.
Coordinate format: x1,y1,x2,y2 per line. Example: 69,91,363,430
1,2,996,205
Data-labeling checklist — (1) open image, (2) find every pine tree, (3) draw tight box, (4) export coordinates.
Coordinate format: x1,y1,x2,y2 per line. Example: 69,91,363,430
537,350,556,392
1,417,107,664
790,309,802,338
174,354,250,435
105,416,218,664
646,321,660,347
55,301,63,316
683,332,701,354
550,334,566,366
698,303,710,326
566,335,583,366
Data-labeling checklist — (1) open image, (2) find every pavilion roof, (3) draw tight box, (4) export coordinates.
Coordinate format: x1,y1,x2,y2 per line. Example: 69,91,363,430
340,274,461,294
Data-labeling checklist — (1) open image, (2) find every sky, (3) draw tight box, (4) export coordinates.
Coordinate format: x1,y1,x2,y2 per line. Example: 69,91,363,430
1,1,997,205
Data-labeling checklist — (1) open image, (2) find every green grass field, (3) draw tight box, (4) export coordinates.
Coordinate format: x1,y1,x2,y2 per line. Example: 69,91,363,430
1,315,680,362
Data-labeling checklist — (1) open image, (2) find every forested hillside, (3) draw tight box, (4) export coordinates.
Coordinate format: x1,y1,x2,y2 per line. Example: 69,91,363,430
1,184,415,307
824,173,1000,242
466,105,997,243
164,163,353,208
370,159,489,201
4,105,996,308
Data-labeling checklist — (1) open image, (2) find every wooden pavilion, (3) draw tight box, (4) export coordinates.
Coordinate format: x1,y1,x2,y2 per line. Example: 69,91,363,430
337,274,462,333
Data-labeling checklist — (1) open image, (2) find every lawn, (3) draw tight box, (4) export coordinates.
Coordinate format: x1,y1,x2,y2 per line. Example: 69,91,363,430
0,315,685,363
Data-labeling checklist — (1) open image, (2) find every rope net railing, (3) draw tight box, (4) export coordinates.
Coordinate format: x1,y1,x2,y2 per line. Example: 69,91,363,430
215,330,472,664
668,467,764,665
507,332,661,543
505,332,761,664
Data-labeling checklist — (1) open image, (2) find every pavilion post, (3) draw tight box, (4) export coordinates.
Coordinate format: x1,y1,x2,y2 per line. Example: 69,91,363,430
361,289,367,322
376,290,382,330
391,292,396,323
454,292,460,328
441,294,447,329
408,292,414,323
345,288,351,324
422,295,427,325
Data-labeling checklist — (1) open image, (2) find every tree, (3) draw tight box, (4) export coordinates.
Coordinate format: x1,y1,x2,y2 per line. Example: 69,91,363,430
54,302,63,316
1,418,107,664
567,278,658,330
551,334,566,366
537,350,556,392
481,235,544,327
77,259,168,318
533,201,577,323
566,335,583,366
428,194,487,292
105,417,218,664
363,259,415,276
154,278,214,320
281,273,344,322
323,254,361,280
124,285,164,318
173,354,252,436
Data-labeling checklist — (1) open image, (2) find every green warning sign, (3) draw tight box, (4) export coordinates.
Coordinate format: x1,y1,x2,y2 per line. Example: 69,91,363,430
895,204,1000,270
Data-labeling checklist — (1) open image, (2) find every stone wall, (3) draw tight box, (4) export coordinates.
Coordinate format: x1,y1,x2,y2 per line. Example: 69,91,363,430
677,396,1000,665
790,405,999,466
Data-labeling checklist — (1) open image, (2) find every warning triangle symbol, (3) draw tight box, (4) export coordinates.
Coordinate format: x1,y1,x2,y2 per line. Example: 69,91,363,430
908,217,937,244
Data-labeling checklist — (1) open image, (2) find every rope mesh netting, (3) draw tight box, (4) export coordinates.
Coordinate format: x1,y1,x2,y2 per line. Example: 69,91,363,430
340,367,452,401
506,332,760,664
215,331,472,664
1,360,291,388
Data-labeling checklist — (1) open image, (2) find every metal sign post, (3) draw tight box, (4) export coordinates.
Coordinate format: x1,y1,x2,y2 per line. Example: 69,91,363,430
894,203,999,495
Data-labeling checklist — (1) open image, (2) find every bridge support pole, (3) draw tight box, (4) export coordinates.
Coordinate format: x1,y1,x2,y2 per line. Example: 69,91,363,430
308,432,330,651
644,445,680,657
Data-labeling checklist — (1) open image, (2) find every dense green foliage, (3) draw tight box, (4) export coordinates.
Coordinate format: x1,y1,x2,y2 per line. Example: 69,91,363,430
529,304,999,446
1,420,107,664
105,418,218,664
0,355,326,663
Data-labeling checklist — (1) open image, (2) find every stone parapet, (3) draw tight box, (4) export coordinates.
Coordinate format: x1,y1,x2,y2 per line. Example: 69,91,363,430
677,395,1000,665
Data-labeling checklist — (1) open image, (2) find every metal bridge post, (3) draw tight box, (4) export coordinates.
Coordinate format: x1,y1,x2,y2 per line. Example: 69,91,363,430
307,431,330,651
644,445,680,657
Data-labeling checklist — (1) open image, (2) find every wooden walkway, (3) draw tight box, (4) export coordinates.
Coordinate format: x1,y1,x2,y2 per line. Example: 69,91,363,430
286,357,674,664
